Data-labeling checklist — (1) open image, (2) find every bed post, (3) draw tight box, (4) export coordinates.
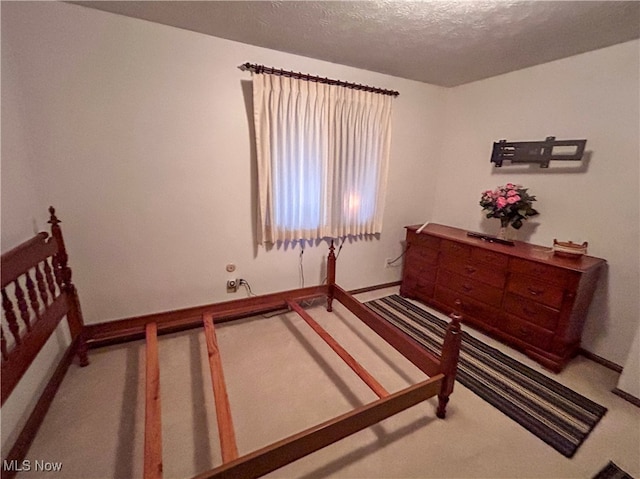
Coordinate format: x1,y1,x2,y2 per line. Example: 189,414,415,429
436,311,462,419
326,240,336,312
49,207,89,367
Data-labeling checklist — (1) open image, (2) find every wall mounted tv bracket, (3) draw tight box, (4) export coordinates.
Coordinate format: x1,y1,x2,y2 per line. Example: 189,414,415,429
491,136,587,168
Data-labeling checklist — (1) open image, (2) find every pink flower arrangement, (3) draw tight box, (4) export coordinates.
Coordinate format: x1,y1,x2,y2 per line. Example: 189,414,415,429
480,183,539,229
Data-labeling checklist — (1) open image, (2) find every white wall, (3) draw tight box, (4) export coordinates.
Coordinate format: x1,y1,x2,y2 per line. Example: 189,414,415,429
1,2,446,325
617,327,640,400
1,8,44,248
434,40,640,366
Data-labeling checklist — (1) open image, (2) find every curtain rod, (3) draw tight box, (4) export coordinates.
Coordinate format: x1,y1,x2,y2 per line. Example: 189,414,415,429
238,62,399,97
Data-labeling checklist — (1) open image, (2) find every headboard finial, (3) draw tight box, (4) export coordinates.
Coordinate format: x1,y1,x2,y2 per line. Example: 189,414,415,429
48,206,60,226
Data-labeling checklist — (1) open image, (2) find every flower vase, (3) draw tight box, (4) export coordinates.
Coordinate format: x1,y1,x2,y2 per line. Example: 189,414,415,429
497,219,512,241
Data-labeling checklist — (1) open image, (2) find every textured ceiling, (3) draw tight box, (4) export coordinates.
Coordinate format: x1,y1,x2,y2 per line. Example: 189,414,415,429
71,1,640,87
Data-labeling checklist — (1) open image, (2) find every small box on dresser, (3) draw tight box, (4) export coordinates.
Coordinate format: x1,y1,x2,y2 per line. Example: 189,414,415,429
400,223,606,372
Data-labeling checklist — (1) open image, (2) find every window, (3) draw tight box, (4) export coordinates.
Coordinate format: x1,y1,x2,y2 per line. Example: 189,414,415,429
253,73,393,244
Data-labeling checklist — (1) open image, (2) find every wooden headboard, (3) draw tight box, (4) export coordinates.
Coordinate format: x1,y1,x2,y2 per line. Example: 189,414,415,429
1,207,88,406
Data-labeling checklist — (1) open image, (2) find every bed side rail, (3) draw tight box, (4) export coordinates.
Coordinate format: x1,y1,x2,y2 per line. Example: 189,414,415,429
86,285,329,347
332,285,442,377
332,285,462,419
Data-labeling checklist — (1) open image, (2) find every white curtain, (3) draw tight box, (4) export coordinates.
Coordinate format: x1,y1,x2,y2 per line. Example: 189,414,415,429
253,73,393,244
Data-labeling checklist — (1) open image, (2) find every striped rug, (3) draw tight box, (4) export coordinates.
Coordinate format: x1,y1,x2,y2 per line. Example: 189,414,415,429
592,461,635,479
365,294,607,458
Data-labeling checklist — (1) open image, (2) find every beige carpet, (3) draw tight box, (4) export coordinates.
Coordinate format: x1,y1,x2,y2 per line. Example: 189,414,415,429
17,287,640,478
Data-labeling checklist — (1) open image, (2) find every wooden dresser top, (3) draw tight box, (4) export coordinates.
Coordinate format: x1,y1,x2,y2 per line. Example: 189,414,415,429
406,223,606,273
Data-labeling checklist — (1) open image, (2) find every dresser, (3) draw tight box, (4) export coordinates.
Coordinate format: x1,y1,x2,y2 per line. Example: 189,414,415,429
400,223,606,372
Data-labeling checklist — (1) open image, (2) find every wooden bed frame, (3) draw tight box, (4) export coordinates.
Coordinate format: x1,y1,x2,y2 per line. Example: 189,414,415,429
1,208,463,479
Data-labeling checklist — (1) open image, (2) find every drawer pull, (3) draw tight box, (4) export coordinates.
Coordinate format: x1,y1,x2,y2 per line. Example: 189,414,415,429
522,307,538,317
462,284,473,292
518,327,530,338
465,266,476,274
528,287,544,296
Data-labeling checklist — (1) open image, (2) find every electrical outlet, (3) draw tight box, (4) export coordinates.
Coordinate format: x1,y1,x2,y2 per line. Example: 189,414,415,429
385,258,401,268
226,279,239,292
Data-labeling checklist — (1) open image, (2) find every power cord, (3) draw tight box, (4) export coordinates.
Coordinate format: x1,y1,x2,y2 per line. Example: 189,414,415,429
386,248,406,267
239,239,346,313
335,237,345,260
238,278,290,317
299,247,305,288
238,279,256,297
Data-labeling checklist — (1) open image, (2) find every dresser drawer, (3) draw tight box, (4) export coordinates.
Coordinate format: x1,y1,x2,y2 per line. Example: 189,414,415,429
503,293,559,331
403,275,435,301
507,275,565,309
406,243,439,266
438,269,504,308
404,256,438,283
435,285,498,327
510,258,578,288
440,256,506,289
407,231,440,251
471,248,508,269
440,240,471,260
501,313,554,351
